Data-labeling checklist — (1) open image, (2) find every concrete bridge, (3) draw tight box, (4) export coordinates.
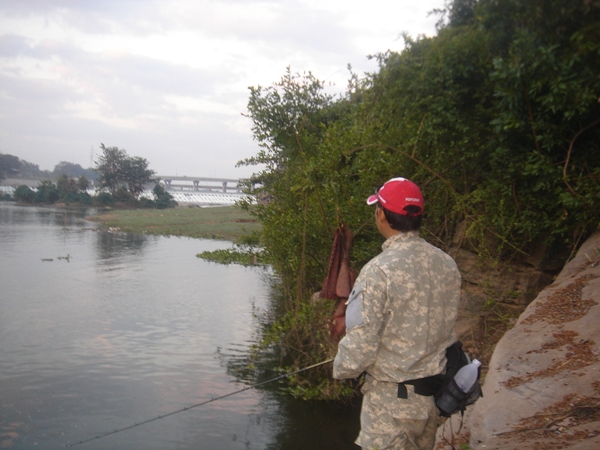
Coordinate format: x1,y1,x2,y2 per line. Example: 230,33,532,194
155,176,241,193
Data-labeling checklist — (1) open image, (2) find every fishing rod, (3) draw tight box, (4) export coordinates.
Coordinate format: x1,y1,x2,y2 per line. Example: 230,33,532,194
65,358,334,448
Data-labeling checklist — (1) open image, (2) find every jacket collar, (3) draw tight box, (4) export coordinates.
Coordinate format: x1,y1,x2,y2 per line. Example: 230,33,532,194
382,230,419,251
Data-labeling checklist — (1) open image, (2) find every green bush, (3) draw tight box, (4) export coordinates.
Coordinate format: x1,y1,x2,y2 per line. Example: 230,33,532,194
93,192,114,207
34,181,59,204
152,183,177,209
237,0,600,399
60,191,92,205
13,185,36,204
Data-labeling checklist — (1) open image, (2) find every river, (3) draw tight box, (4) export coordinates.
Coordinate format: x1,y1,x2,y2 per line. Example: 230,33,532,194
0,203,359,449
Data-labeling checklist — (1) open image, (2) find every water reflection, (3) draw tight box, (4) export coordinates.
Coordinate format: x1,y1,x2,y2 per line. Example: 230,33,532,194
219,344,360,450
8,204,95,228
218,281,361,450
95,229,149,262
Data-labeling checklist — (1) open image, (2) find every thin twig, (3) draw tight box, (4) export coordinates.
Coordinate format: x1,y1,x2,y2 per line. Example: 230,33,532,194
563,117,600,198
384,145,456,193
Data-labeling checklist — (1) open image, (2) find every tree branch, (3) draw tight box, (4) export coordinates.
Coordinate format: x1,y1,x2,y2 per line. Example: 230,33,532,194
563,117,600,197
384,145,456,193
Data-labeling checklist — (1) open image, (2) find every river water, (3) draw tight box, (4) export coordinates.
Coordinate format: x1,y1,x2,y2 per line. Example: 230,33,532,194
0,203,359,449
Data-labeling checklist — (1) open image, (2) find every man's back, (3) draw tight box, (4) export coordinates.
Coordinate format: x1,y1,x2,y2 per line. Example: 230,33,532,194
364,230,461,382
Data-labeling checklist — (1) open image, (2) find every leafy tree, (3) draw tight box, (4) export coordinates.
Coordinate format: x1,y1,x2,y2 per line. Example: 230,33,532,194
13,185,36,203
239,69,343,300
93,192,114,207
55,174,91,204
448,0,478,27
95,144,127,194
34,180,59,204
152,182,177,209
123,156,155,197
94,143,155,198
0,153,50,179
56,175,78,198
52,161,97,181
0,154,23,179
464,0,600,261
112,186,136,204
77,176,90,191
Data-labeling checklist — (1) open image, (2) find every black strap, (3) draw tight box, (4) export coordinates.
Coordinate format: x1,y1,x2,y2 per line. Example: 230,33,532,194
397,373,445,399
397,383,408,399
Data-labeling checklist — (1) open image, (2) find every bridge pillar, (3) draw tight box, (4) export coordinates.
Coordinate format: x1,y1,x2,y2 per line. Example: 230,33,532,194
222,182,227,193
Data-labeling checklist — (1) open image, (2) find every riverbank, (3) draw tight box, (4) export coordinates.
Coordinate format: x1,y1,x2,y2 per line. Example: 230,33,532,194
88,205,261,240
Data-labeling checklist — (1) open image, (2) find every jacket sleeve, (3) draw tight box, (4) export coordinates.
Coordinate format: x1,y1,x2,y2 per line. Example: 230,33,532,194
333,265,388,379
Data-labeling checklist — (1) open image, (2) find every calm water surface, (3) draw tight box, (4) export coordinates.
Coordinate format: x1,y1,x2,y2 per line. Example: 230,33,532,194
0,203,359,449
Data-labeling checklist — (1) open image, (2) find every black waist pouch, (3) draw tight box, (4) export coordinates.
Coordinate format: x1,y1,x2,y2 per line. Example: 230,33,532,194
397,341,482,417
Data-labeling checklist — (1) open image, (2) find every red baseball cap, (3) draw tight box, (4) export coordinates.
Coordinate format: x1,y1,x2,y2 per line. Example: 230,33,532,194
366,177,423,216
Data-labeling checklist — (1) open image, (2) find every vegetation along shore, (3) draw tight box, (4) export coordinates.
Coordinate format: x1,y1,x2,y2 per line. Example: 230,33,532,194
88,205,261,241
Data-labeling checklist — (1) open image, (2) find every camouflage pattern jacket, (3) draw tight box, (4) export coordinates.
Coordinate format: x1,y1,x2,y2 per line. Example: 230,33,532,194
333,231,461,383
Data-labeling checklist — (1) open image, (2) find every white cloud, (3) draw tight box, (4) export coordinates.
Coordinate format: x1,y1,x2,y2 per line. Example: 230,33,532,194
0,0,444,177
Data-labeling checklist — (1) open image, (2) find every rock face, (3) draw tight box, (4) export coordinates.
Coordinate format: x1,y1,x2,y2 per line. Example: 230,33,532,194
436,230,600,449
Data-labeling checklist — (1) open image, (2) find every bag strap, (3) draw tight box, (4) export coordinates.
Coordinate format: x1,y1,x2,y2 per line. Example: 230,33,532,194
398,373,445,398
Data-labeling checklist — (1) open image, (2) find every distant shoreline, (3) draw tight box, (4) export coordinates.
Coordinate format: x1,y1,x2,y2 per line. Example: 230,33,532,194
87,205,260,241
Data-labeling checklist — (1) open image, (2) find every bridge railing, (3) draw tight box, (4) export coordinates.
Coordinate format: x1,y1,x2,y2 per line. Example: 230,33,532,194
153,176,241,193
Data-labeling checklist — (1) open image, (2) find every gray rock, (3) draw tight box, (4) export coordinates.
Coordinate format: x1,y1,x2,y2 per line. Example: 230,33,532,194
436,230,600,450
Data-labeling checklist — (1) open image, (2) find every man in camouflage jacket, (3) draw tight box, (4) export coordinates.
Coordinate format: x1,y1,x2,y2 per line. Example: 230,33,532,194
333,177,461,450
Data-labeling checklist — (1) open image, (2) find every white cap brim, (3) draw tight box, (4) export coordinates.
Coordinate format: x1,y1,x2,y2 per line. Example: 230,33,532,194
366,194,378,205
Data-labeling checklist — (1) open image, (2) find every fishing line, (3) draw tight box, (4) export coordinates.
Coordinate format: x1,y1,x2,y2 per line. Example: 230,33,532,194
65,358,334,448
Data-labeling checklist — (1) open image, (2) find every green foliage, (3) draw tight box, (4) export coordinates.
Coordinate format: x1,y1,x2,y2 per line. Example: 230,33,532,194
53,161,97,181
112,186,136,205
55,173,90,205
479,0,600,256
77,176,90,191
258,298,355,401
94,143,155,198
0,153,51,179
57,175,77,196
152,182,177,209
0,154,95,185
1,154,21,178
95,144,126,194
124,156,155,197
34,180,59,204
13,185,36,203
238,0,600,400
93,192,114,207
0,154,20,180
196,247,263,266
197,229,264,265
14,177,91,206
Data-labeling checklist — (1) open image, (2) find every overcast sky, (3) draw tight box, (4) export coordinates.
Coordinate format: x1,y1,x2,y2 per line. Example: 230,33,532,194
0,0,444,179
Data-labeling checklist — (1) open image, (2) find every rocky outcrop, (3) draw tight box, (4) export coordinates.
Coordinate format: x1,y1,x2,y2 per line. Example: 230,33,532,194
436,230,600,449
